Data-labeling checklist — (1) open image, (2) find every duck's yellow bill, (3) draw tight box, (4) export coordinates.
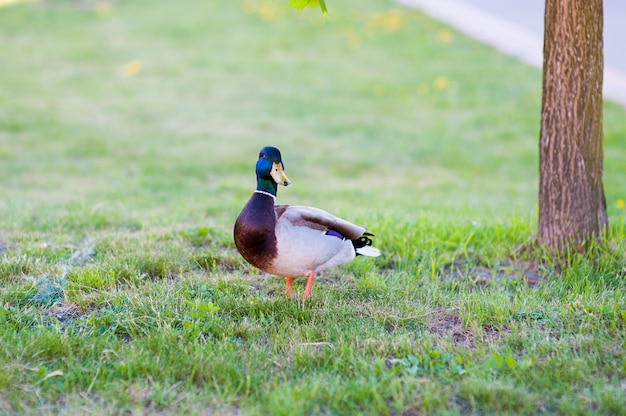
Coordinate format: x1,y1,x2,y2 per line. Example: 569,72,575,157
270,162,291,186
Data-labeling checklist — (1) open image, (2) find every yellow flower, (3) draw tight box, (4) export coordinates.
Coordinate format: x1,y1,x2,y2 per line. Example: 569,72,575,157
258,4,278,21
369,10,405,32
120,60,142,77
95,1,111,16
437,29,453,44
617,199,625,210
433,76,448,90
242,2,283,21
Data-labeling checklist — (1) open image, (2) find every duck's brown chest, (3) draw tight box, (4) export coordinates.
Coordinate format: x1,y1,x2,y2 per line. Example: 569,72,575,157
233,193,277,271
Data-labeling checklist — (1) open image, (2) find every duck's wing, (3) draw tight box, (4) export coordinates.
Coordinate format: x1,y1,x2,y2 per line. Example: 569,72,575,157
275,205,366,240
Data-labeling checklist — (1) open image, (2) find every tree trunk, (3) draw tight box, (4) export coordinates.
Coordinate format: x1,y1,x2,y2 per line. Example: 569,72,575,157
538,0,608,251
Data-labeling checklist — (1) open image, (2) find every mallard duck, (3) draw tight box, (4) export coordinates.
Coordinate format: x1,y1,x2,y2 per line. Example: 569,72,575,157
234,146,380,299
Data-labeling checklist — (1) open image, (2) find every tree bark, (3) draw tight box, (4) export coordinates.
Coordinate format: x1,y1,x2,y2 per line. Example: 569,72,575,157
538,0,608,251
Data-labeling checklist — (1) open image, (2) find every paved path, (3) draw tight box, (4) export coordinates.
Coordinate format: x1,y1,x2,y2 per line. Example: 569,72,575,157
0,0,35,7
397,0,626,108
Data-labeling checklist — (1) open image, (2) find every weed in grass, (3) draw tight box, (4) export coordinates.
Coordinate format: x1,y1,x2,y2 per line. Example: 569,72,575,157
29,276,68,306
388,350,467,377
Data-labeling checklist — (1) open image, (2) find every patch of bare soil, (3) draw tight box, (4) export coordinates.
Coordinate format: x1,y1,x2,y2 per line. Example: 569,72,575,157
442,259,542,288
481,321,509,343
427,311,509,349
45,303,81,322
427,311,476,349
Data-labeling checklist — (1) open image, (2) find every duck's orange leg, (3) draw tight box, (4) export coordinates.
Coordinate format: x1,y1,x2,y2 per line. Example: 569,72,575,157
302,270,315,299
285,277,293,297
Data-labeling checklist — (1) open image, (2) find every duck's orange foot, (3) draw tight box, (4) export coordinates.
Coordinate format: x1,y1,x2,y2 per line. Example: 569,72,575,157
285,277,293,297
302,270,315,300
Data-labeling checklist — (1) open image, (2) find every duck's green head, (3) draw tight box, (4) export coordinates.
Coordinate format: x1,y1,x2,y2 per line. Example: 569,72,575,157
256,146,291,195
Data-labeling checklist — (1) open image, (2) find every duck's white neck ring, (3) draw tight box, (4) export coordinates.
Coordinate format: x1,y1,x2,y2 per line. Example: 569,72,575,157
254,190,276,200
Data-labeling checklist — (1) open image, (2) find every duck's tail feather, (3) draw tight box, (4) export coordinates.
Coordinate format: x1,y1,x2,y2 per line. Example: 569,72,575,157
356,245,381,257
352,232,381,257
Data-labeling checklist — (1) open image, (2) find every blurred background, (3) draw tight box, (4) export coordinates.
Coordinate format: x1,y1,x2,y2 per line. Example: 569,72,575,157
1,0,625,236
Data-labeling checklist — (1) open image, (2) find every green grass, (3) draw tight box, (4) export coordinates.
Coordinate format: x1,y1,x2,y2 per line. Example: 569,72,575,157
1,0,626,414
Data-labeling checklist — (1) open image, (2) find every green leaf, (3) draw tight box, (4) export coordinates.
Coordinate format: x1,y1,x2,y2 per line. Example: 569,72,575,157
505,355,517,370
483,352,503,370
319,0,328,14
288,0,328,14
186,299,220,318
197,301,220,314
288,0,309,9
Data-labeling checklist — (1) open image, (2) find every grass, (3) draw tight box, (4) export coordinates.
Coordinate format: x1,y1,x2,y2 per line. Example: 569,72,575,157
1,0,625,414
